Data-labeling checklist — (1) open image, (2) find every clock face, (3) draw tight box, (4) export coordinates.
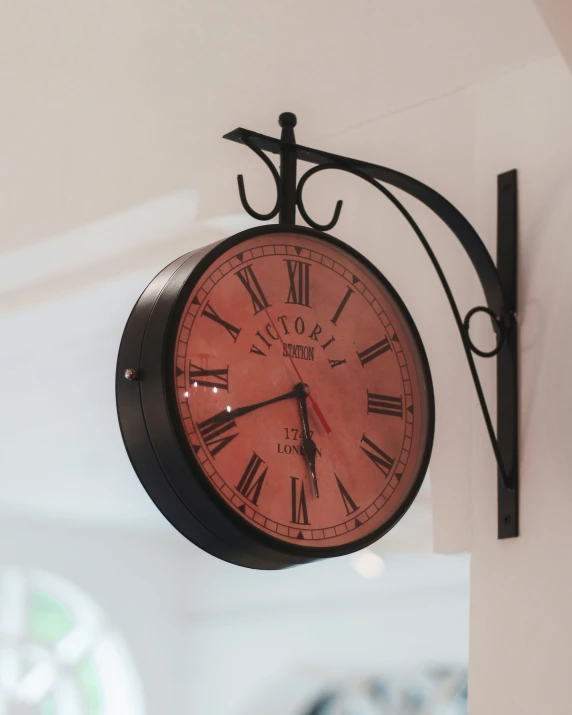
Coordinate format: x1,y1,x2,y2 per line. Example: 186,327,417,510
171,230,432,550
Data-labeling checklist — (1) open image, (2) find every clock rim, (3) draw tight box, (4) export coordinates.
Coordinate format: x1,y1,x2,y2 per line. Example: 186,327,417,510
160,224,435,561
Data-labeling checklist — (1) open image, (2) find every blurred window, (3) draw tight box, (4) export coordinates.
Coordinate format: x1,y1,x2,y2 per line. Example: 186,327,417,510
0,568,145,715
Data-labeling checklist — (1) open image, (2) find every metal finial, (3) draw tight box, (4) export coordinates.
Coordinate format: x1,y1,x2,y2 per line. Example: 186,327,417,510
279,112,297,128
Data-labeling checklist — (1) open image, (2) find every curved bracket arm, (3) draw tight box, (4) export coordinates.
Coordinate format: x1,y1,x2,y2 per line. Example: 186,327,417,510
296,161,511,490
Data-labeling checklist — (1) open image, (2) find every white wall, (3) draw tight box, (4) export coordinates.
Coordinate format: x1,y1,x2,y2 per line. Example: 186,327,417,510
333,53,572,714
278,51,572,713
469,57,572,715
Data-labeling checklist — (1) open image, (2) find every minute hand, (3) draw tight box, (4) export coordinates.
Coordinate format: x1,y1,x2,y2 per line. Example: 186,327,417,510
207,388,299,425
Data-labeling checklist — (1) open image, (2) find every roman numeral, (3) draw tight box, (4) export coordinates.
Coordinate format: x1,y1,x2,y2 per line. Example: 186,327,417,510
236,452,267,506
202,302,241,343
357,338,391,367
197,412,239,457
188,363,229,391
360,434,394,477
335,474,359,515
367,391,403,418
290,476,310,525
328,358,347,369
236,265,271,315
285,260,311,307
330,287,353,325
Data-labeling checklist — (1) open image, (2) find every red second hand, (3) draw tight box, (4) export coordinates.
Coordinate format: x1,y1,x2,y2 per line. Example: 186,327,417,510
264,308,332,434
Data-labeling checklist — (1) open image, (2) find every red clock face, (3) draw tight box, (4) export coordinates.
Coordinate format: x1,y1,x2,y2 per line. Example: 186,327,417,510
173,231,432,549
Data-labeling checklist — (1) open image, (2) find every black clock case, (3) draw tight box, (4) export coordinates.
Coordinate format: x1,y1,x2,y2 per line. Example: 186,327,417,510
115,225,435,570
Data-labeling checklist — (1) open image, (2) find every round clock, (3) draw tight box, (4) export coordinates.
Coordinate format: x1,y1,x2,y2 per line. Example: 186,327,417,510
116,225,434,569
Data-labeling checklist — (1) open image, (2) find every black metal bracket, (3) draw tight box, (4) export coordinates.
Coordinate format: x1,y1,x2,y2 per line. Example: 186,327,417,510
224,113,519,539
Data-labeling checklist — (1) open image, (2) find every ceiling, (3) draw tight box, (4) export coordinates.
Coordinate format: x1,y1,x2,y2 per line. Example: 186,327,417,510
0,0,557,251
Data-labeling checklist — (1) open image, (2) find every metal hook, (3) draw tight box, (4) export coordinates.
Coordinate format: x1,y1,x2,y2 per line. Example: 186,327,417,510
296,164,344,231
236,137,281,221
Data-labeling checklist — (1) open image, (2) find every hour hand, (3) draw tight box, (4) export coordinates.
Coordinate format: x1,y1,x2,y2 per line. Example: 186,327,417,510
302,435,319,498
296,383,319,498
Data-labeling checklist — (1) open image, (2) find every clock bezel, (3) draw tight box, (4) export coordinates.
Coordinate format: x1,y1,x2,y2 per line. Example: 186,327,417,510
165,225,434,560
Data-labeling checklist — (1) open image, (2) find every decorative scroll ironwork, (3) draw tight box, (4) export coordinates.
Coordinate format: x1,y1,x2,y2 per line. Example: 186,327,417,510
295,160,510,489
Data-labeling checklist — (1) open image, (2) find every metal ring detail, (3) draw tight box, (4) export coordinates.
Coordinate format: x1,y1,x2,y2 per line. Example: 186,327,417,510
463,306,505,358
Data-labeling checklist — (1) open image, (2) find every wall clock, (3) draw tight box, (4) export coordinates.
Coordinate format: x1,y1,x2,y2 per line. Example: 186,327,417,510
116,225,434,569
